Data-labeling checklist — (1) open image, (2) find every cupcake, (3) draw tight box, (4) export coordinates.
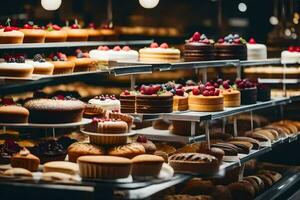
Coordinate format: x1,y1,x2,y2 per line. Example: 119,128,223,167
77,155,132,179
87,23,102,41
0,25,24,44
67,142,105,163
48,52,75,74
68,49,97,72
131,154,164,178
26,54,54,75
20,22,46,43
10,148,40,171
64,22,88,42
45,24,67,42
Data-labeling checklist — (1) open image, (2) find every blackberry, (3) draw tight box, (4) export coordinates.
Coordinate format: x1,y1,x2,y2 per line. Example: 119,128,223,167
33,54,43,62
16,56,25,63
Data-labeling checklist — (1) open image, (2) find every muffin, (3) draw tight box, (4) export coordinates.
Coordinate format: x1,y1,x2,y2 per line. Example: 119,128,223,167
11,148,40,171
131,154,164,177
77,155,132,179
67,142,105,162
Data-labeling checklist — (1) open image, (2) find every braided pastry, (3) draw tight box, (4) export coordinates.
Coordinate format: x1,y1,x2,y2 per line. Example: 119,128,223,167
108,143,146,158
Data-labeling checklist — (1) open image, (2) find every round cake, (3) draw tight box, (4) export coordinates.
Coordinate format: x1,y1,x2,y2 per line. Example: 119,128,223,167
0,55,34,77
218,80,240,107
188,85,224,112
63,24,88,41
87,23,102,41
246,38,267,60
281,46,300,64
235,79,257,105
89,45,139,62
26,54,54,75
85,118,128,134
0,26,24,44
24,98,86,124
139,42,181,63
68,49,97,72
44,24,67,42
86,95,120,116
48,52,75,74
184,32,215,61
215,34,247,60
0,104,29,123
172,88,189,111
20,23,46,43
119,90,137,113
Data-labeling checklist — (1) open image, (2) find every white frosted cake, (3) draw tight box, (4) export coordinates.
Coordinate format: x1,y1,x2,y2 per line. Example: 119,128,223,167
246,38,267,60
26,54,54,75
281,46,300,64
89,46,139,62
88,95,121,112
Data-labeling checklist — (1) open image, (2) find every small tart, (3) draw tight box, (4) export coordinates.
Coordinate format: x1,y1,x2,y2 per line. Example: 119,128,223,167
0,29,24,44
19,29,46,43
11,148,40,171
64,28,88,41
107,143,146,158
0,62,34,77
67,56,97,72
4,168,33,177
43,161,79,175
67,142,105,163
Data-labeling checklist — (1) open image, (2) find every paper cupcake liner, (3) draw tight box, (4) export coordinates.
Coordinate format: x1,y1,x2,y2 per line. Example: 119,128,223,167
78,162,131,179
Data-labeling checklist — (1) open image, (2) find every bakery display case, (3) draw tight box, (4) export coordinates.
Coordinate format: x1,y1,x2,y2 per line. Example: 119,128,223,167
1,0,300,200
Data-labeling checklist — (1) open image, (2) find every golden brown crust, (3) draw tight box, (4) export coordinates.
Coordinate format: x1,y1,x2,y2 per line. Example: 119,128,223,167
67,142,105,162
45,30,67,42
107,143,146,158
0,105,29,123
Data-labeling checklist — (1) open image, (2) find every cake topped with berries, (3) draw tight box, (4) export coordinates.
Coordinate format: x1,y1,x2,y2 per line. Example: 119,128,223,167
0,98,30,123
139,42,181,63
281,46,300,64
246,38,267,60
215,34,247,60
0,54,34,77
170,84,189,111
85,117,128,134
0,24,24,44
89,45,139,62
188,82,224,112
86,23,102,41
44,24,67,42
68,49,96,72
235,79,257,105
26,54,54,75
184,32,215,61
63,21,88,41
48,52,75,74
88,95,120,113
20,22,46,43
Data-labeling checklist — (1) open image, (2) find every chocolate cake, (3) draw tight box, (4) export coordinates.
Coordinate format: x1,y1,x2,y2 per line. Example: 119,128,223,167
235,79,257,105
119,90,136,113
256,83,271,102
184,32,215,61
24,97,86,124
215,34,247,60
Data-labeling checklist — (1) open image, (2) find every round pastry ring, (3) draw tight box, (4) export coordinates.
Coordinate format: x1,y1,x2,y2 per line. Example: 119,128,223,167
81,130,136,137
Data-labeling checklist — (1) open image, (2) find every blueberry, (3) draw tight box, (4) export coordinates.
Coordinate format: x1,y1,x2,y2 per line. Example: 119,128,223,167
229,39,233,43
33,54,43,62
228,34,234,39
52,56,58,61
234,34,240,39
224,36,230,41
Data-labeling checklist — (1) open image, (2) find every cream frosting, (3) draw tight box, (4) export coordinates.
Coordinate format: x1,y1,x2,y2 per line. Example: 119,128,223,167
246,43,267,60
0,62,34,70
88,98,120,111
139,47,181,55
281,50,300,64
26,60,54,68
0,29,24,37
89,49,139,62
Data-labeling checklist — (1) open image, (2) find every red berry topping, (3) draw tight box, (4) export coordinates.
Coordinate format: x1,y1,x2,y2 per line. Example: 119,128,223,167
89,23,96,29
234,39,240,44
296,47,300,52
23,24,33,29
209,91,215,96
160,43,169,49
202,90,210,96
192,32,201,41
143,86,155,95
249,38,256,44
205,86,215,92
122,46,131,51
205,82,213,87
113,46,121,51
175,89,184,96
103,46,110,51
71,24,79,29
202,39,209,44
218,38,225,43
1,98,14,105
4,26,13,32
223,82,230,89
288,46,295,52
56,95,65,100
52,25,61,30
153,85,161,93
124,90,130,95
137,135,148,143
214,90,220,96
177,84,183,89
192,88,200,95
213,83,219,88
150,42,159,48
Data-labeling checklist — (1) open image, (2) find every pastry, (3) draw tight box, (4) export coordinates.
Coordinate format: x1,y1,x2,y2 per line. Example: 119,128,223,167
77,155,132,179
215,34,247,60
11,148,40,171
259,170,282,183
4,168,32,177
119,90,137,113
228,180,255,200
68,49,97,72
24,97,85,124
245,176,265,193
41,172,77,182
0,101,29,123
85,118,128,133
155,143,177,155
0,139,21,164
172,88,189,111
0,55,34,77
45,24,67,42
20,23,46,43
211,143,239,160
246,132,270,143
168,153,219,174
0,26,24,44
48,52,75,74
188,84,224,112
181,178,215,195
154,151,169,163
136,135,156,154
235,79,257,105
217,79,241,107
26,54,54,75
243,177,260,195
107,143,146,158
227,141,253,154
199,147,225,163
108,112,134,129
139,42,181,63
29,139,67,164
131,154,164,177
86,23,102,41
85,95,120,116
227,137,260,150
89,45,139,62
281,46,300,64
256,174,273,188
43,161,79,175
246,38,267,60
64,23,88,41
184,32,215,61
67,142,105,163
170,121,200,136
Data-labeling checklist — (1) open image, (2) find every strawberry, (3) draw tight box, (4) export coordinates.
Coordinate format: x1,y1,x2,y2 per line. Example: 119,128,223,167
4,26,13,32
175,89,184,96
209,91,215,96
89,23,96,28
192,88,200,95
192,32,201,41
218,38,225,43
160,43,169,49
124,90,130,95
113,46,121,51
223,82,230,89
202,90,210,96
214,90,220,96
150,42,159,48
52,25,61,30
103,46,110,51
71,24,79,29
288,46,295,52
1,98,14,105
122,46,131,51
23,24,32,29
249,38,256,44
